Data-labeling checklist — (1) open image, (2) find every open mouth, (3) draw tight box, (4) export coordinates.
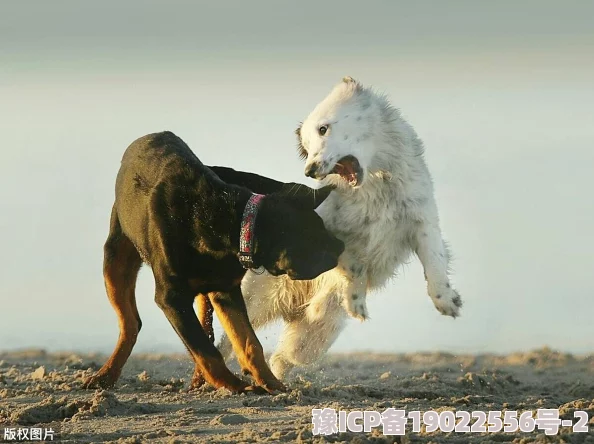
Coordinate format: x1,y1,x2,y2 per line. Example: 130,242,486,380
331,155,363,187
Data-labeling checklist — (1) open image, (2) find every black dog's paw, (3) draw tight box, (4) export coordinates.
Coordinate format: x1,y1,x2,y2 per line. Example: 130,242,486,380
82,371,117,390
241,385,269,395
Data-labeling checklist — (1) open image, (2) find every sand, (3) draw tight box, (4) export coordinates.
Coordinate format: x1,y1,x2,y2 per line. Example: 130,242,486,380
0,348,592,443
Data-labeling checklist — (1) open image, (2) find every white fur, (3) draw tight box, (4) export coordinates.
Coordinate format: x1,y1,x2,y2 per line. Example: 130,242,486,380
219,77,462,379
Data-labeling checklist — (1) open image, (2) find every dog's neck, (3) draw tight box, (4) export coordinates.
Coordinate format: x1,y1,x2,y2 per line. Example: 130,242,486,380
191,176,271,267
189,177,253,255
237,194,265,270
227,188,254,255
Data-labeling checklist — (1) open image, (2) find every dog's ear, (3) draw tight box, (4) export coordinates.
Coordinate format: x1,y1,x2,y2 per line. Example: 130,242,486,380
279,184,334,210
295,123,307,161
208,166,286,194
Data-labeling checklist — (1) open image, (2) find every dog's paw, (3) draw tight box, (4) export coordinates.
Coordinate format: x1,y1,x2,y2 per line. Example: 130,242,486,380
305,296,328,323
259,378,288,395
189,369,206,390
269,354,293,380
241,385,269,395
343,294,369,322
430,285,462,318
82,371,117,390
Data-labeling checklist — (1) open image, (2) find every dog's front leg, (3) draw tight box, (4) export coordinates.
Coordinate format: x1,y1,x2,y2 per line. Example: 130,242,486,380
209,288,286,394
414,219,462,317
305,253,369,322
319,251,370,321
337,249,370,321
340,261,369,322
154,279,257,394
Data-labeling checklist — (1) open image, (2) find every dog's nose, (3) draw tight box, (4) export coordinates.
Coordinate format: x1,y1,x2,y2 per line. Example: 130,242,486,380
334,238,345,256
305,162,319,178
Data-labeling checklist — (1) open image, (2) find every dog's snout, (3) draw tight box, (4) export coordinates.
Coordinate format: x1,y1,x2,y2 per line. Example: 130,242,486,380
317,251,340,273
305,162,320,178
334,237,345,256
291,251,339,280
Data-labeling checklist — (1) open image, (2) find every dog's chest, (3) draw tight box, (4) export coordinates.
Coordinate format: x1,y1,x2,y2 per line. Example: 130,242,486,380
186,254,246,294
320,188,421,284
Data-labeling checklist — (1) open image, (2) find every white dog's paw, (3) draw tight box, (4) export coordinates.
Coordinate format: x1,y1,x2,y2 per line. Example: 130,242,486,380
343,294,369,322
269,354,293,380
305,296,329,323
429,285,463,318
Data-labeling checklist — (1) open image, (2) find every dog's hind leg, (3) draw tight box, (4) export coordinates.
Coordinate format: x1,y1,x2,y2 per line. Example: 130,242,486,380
414,215,463,318
196,294,214,342
270,296,346,380
190,294,214,389
83,206,142,389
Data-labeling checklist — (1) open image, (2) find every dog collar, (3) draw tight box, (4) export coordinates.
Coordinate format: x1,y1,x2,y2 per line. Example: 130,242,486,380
238,193,265,271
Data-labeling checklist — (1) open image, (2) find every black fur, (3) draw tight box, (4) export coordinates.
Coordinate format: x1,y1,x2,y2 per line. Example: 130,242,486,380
112,131,343,377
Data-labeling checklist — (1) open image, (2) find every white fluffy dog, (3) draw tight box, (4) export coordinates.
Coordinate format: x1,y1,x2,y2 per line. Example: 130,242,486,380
219,77,463,379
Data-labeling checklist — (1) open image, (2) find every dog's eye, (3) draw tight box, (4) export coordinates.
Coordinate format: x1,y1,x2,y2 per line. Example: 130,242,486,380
318,125,329,136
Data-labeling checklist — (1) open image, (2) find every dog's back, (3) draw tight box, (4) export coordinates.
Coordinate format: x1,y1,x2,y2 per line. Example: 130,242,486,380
114,132,228,261
116,132,212,215
120,131,202,179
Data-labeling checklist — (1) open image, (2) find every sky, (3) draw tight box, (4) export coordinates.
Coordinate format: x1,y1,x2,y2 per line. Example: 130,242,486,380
1,1,593,356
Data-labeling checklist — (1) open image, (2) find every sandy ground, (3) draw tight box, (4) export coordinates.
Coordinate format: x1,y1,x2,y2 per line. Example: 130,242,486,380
0,348,592,443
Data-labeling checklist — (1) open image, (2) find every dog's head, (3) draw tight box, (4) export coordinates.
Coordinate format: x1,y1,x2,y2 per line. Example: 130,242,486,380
296,76,384,189
253,185,344,280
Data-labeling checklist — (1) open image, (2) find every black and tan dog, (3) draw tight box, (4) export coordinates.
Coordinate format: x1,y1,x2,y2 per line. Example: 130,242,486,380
83,131,344,394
